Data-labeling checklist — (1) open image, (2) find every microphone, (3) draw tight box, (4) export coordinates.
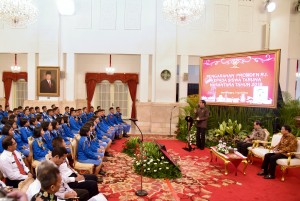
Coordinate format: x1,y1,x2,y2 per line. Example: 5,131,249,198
129,118,138,122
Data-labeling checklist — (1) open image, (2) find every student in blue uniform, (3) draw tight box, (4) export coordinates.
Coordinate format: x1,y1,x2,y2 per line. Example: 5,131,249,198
41,106,47,118
19,118,33,145
87,106,95,120
0,117,8,131
32,127,49,161
116,106,130,137
7,119,30,157
57,117,72,148
99,109,119,139
29,107,36,118
41,121,54,151
107,107,125,137
81,107,88,124
36,114,43,127
77,126,103,175
64,106,70,116
0,125,13,153
62,116,75,139
69,109,80,134
44,109,54,122
3,105,10,117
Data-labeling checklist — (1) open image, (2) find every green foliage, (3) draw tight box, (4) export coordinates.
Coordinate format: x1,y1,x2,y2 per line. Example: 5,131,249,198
121,137,140,157
122,138,182,179
176,94,276,147
278,92,300,137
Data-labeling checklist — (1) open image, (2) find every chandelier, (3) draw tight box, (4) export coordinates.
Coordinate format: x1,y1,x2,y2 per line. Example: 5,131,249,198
11,54,21,73
0,0,39,27
105,55,115,75
163,0,205,25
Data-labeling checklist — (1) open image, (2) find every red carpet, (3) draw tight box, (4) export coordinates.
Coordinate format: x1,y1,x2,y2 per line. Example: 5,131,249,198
100,137,300,201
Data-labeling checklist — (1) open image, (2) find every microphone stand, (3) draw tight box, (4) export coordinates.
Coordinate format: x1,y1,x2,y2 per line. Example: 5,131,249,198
132,120,148,197
169,106,176,137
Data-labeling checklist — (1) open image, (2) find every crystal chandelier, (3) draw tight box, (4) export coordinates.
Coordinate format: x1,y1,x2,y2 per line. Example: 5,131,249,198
105,55,115,75
0,0,39,27
163,0,205,25
11,54,21,73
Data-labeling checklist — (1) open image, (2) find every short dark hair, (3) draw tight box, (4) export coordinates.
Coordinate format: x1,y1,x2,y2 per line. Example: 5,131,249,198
56,117,63,125
33,127,43,138
79,126,90,136
65,106,69,110
62,116,69,123
41,121,50,131
51,146,68,158
8,114,16,121
282,125,292,133
42,106,47,110
37,161,60,191
201,100,206,106
47,109,53,114
36,114,43,121
116,107,120,110
46,71,52,75
51,121,58,130
30,118,37,125
1,125,11,136
254,120,262,127
35,106,40,110
109,107,114,110
52,137,64,149
2,136,13,150
20,118,29,127
1,117,8,124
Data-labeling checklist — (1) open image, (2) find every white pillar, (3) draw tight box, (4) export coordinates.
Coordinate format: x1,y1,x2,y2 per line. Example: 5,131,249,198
27,53,36,100
179,55,188,101
288,58,297,99
269,0,291,92
154,0,177,102
66,53,75,101
139,54,150,102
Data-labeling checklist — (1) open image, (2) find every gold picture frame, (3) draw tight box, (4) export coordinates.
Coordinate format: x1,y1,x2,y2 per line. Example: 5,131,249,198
37,66,60,97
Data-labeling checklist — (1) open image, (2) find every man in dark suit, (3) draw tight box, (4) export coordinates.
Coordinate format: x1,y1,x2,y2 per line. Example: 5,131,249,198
40,71,56,93
194,100,209,150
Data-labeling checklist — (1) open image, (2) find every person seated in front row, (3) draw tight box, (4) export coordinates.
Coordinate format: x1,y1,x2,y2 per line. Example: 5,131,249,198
52,137,101,196
236,120,266,156
257,125,298,179
77,127,103,175
32,127,50,161
0,125,14,154
0,136,33,188
116,106,130,137
19,118,33,145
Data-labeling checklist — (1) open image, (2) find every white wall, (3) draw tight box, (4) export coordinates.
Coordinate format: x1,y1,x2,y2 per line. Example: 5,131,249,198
0,0,299,105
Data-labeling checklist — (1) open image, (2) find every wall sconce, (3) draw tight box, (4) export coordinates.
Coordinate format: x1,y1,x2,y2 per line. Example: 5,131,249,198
265,0,276,13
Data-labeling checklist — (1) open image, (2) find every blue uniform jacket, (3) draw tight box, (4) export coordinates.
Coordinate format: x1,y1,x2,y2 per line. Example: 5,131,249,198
32,137,49,160
77,136,98,160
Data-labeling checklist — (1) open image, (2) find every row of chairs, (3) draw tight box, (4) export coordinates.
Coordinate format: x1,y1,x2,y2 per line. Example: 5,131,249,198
247,132,300,181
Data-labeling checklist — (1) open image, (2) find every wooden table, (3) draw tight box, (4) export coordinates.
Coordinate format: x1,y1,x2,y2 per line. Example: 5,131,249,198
210,146,248,175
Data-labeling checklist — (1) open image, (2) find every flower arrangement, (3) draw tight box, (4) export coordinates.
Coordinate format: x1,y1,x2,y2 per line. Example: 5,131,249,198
122,138,182,179
216,141,229,154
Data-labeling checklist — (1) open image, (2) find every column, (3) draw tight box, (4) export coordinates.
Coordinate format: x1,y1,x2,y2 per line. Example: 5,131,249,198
179,55,189,102
66,53,75,101
139,54,150,102
27,53,36,100
288,59,297,99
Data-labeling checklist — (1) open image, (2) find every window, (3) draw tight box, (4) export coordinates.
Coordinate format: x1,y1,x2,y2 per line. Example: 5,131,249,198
12,80,28,107
93,80,130,117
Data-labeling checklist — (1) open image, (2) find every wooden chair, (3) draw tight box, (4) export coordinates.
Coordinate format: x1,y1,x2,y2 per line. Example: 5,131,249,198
70,134,94,174
276,138,300,181
28,137,41,173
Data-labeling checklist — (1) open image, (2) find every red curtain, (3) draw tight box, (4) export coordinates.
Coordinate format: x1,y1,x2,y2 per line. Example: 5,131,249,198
2,72,28,106
127,80,137,118
85,73,139,118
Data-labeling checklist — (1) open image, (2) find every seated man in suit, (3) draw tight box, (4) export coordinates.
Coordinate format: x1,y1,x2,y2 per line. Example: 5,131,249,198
236,120,266,156
0,136,33,188
40,71,56,93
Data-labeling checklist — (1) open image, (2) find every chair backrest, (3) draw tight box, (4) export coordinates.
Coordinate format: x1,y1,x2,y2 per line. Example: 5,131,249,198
270,133,283,147
296,138,300,159
18,177,34,192
263,129,270,141
71,134,81,160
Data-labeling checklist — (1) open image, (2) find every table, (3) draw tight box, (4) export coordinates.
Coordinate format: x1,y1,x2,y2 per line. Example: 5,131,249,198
210,146,248,175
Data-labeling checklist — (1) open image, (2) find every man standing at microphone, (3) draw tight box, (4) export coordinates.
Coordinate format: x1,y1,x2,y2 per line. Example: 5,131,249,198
194,100,209,150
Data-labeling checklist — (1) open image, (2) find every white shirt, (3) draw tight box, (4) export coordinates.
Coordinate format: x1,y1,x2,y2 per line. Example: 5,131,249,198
26,179,41,201
0,150,29,180
59,159,78,183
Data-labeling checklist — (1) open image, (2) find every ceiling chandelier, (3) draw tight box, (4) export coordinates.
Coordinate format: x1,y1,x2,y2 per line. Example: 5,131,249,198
0,0,39,27
11,54,21,73
163,0,205,25
105,55,115,75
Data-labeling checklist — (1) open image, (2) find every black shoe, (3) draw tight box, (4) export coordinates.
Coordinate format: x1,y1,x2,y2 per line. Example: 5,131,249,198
264,174,275,179
105,152,113,157
257,171,267,176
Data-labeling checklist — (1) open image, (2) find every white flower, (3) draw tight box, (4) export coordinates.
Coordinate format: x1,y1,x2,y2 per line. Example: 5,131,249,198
164,161,169,164
143,164,146,166
154,163,157,165
166,167,169,169
159,168,162,170
154,170,157,172
157,159,160,161
143,160,147,162
144,170,146,172
150,159,153,162
147,168,150,170
161,156,164,159
147,162,150,165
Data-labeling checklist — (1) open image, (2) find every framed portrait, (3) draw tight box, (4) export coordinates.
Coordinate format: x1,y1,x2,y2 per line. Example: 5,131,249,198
37,67,60,97
199,49,281,108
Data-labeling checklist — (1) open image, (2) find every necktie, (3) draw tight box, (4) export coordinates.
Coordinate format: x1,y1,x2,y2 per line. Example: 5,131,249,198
12,152,27,175
48,81,51,87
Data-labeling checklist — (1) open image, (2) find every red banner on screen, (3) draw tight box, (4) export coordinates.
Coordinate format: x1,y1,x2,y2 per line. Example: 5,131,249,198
200,50,280,108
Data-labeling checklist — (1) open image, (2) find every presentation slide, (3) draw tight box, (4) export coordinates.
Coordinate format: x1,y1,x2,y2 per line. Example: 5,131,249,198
200,50,280,108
